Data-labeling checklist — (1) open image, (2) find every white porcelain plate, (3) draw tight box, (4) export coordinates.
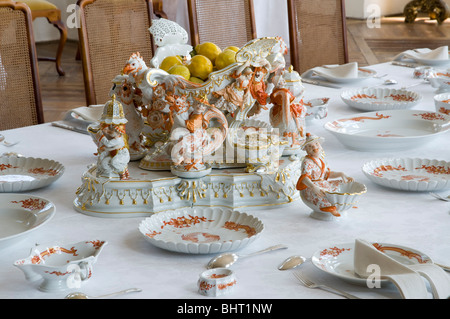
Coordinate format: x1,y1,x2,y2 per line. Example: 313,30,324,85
0,194,55,249
311,68,377,83
311,242,433,286
324,110,450,151
341,88,422,111
362,158,450,191
139,207,264,254
0,155,64,192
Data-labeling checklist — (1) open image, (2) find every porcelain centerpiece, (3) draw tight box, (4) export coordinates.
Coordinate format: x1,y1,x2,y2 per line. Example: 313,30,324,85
14,240,107,292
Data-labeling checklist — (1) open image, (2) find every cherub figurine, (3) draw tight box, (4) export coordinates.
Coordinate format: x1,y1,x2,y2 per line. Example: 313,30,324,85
213,67,252,117
296,133,353,217
88,95,130,180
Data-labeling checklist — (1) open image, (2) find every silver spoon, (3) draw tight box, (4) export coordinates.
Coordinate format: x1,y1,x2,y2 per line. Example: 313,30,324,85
206,244,288,269
64,288,142,299
278,255,308,270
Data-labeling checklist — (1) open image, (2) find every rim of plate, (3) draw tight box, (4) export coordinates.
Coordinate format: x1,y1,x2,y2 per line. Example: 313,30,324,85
0,194,56,244
324,110,450,139
341,88,422,110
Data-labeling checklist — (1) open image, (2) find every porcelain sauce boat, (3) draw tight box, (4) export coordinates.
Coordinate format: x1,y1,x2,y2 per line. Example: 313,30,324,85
14,240,107,292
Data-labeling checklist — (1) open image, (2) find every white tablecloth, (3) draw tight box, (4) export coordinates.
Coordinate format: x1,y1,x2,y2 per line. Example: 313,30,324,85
0,62,449,301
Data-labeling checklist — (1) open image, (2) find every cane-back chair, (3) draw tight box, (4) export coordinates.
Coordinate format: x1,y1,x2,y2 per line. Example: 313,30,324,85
77,0,155,106
187,0,257,49
0,0,44,130
287,0,349,74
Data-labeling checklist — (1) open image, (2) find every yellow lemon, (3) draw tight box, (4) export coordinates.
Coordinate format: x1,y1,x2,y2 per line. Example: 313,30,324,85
159,56,183,72
187,55,213,80
168,64,190,80
189,76,204,84
195,42,222,64
215,49,236,70
225,46,240,52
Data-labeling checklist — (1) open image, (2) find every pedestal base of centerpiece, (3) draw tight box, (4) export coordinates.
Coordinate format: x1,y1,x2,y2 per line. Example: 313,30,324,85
73,156,302,218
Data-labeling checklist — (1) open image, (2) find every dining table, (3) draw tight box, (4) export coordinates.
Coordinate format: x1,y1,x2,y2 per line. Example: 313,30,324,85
0,60,449,303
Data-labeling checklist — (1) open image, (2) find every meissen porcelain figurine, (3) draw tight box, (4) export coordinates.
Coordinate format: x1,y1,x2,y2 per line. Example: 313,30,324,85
269,66,306,155
296,133,353,218
88,95,130,180
170,95,228,178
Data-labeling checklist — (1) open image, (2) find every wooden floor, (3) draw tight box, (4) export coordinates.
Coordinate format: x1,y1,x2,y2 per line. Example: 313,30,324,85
36,16,450,123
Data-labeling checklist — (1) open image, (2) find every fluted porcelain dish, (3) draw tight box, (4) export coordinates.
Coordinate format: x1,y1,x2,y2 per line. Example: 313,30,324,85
341,88,422,111
362,158,450,191
0,194,55,249
139,207,264,254
324,110,450,151
312,242,433,286
0,155,64,192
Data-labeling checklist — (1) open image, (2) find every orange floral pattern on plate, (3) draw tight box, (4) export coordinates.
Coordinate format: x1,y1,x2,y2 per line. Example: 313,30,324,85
161,215,213,229
330,112,390,128
11,198,47,211
417,164,450,175
181,232,220,243
413,112,446,121
319,246,351,259
371,165,407,177
28,167,60,176
0,163,19,171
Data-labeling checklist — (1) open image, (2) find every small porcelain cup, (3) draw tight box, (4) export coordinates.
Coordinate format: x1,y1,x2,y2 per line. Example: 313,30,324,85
428,69,450,92
304,98,329,123
413,66,434,79
198,268,237,297
434,93,450,115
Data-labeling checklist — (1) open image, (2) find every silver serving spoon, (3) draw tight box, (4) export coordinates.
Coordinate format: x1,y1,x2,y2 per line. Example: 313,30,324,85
206,244,288,269
64,288,142,299
278,255,308,270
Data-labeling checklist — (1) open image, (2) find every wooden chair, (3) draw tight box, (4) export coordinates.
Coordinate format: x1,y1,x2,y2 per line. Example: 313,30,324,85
187,0,257,49
287,0,349,74
21,0,67,76
0,0,44,130
77,0,155,106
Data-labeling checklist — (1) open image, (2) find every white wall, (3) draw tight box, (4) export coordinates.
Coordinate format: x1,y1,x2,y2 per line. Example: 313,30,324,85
345,0,450,19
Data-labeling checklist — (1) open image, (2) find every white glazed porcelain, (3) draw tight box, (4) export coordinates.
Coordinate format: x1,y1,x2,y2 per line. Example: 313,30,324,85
0,194,55,249
324,110,450,151
428,69,450,92
198,268,237,297
0,155,64,192
301,181,367,221
139,207,264,254
341,88,422,111
304,98,329,123
311,242,433,286
434,93,450,115
14,240,107,292
362,158,450,191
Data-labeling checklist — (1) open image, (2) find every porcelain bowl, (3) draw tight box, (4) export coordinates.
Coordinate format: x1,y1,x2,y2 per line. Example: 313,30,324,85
341,88,422,111
304,97,329,123
301,181,367,221
434,93,450,115
362,157,450,191
139,207,264,254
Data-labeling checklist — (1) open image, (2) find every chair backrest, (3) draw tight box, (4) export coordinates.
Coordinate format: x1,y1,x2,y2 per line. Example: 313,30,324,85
187,0,257,49
0,0,44,130
77,0,155,106
287,0,348,73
